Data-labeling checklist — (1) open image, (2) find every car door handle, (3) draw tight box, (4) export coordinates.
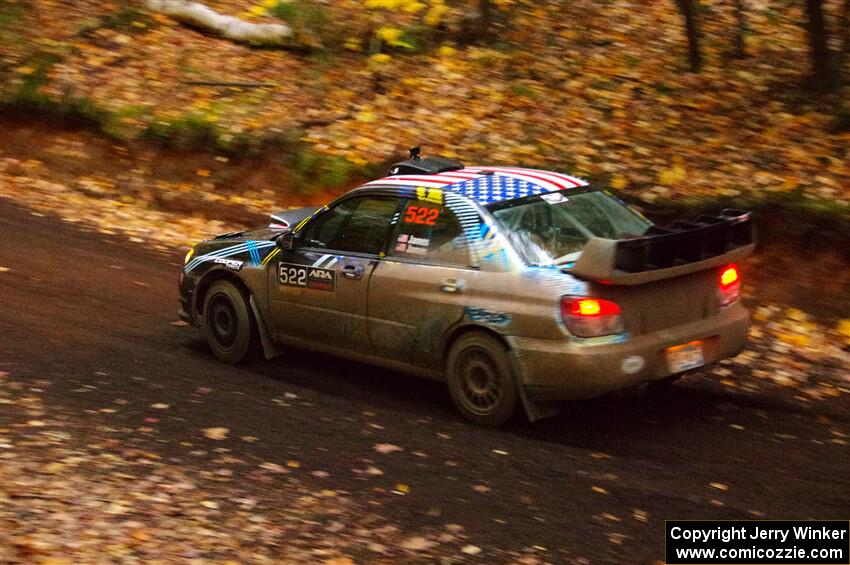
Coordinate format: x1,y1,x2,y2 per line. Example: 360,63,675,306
341,264,364,279
439,278,465,293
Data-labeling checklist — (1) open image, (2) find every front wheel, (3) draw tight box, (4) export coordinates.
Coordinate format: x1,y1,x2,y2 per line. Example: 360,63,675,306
203,280,257,363
446,332,519,426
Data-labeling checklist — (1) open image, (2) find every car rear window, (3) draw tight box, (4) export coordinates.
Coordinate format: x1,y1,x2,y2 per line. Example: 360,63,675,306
488,189,652,266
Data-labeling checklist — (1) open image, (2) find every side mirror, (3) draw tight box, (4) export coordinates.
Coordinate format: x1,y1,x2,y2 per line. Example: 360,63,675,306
275,231,294,250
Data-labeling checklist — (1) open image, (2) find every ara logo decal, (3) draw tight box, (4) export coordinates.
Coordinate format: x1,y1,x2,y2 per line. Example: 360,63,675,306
279,263,335,291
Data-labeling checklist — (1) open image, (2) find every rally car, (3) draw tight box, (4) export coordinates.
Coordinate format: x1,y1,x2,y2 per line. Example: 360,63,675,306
178,150,754,425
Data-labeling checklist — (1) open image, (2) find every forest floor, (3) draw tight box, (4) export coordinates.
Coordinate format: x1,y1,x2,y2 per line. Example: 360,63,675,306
1,0,848,208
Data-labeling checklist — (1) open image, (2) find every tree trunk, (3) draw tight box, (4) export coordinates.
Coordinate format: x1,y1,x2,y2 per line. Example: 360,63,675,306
461,0,495,44
841,0,850,80
479,0,493,35
803,0,837,90
675,0,702,72
732,0,747,58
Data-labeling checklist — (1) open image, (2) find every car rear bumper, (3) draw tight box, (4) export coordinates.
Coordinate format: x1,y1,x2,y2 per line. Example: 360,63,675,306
509,303,750,400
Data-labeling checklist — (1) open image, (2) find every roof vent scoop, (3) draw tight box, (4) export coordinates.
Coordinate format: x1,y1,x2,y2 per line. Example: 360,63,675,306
387,146,464,176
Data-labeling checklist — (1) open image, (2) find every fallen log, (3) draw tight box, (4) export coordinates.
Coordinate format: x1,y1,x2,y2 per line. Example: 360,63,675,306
145,0,297,47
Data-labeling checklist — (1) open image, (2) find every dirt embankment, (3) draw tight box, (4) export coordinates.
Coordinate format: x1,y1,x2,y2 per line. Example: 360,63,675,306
3,114,848,319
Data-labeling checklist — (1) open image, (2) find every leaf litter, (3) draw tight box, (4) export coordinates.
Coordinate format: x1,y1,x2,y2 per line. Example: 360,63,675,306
0,374,494,563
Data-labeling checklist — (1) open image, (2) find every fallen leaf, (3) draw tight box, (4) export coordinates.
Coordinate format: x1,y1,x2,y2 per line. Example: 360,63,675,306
399,536,433,551
259,462,288,473
610,174,629,190
373,443,403,454
40,462,66,474
202,427,229,440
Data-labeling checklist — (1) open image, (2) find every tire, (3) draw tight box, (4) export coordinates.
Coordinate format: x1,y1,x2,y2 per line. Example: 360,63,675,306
446,332,519,426
202,280,257,363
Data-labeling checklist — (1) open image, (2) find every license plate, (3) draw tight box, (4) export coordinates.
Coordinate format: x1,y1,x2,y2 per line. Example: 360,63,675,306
665,340,704,373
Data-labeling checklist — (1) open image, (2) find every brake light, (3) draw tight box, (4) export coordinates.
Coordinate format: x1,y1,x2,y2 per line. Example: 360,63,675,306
720,265,739,289
718,264,740,306
561,297,625,338
570,298,620,317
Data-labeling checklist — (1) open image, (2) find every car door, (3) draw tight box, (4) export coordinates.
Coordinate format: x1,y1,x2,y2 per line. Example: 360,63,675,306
268,195,402,351
368,196,477,370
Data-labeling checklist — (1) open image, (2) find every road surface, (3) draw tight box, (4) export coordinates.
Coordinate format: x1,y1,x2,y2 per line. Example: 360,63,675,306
1,200,848,563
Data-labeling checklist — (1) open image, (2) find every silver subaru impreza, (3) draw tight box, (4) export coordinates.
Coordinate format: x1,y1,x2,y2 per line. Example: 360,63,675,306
179,152,753,425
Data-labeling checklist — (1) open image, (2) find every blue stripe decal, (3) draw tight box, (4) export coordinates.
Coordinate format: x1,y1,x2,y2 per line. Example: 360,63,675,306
186,240,275,272
186,243,250,271
247,240,260,266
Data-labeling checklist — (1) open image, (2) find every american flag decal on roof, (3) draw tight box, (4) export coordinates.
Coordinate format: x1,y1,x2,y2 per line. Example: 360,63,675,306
450,175,544,204
363,166,587,204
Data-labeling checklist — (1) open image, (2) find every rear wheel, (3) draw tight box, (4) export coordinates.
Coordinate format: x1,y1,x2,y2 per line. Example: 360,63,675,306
446,332,519,426
203,280,257,363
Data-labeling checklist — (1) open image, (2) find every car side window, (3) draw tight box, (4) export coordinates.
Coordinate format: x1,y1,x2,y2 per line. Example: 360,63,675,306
301,196,401,255
389,199,471,267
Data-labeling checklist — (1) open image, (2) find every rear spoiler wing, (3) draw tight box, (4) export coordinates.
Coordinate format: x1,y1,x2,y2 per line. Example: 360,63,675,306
571,209,754,285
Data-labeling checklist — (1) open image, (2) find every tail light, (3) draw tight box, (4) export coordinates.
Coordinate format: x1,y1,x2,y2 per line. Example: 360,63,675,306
718,264,740,306
561,297,625,338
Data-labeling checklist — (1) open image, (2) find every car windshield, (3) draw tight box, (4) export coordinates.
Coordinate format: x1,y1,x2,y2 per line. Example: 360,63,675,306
488,190,652,266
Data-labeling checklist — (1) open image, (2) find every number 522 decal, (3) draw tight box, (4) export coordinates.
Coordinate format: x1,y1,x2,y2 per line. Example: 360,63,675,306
279,263,335,291
404,205,440,225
